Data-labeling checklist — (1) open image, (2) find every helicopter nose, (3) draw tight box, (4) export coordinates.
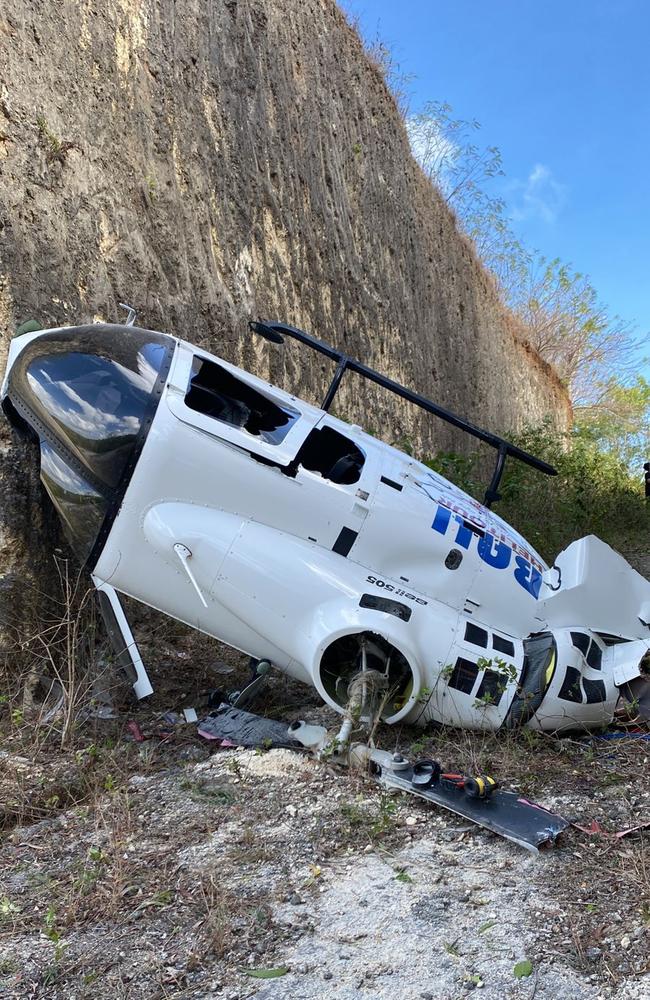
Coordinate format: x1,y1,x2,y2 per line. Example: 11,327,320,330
2,323,175,561
3,324,174,488
1,328,47,401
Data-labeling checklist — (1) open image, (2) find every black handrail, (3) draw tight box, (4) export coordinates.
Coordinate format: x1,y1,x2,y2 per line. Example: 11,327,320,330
250,319,557,507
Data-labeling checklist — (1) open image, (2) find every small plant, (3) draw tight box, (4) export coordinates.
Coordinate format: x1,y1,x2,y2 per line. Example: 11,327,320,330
225,757,243,779
409,736,427,756
321,736,342,760
303,864,322,887
180,779,236,805
513,959,533,979
243,967,289,979
370,794,397,838
35,115,75,165
75,744,99,766
43,906,67,962
417,685,433,705
150,889,174,907
340,800,364,827
0,896,18,922
73,843,108,894
145,174,158,201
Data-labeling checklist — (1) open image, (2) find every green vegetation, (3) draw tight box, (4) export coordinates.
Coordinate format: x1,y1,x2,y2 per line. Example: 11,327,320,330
374,84,650,451
428,422,647,564
513,959,534,979
35,114,75,165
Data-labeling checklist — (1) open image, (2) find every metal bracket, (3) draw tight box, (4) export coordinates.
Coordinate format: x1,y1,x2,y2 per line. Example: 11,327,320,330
92,577,153,699
119,302,137,327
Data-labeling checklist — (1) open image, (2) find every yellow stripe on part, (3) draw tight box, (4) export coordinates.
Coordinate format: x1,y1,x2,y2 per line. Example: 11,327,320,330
545,651,557,687
475,777,485,796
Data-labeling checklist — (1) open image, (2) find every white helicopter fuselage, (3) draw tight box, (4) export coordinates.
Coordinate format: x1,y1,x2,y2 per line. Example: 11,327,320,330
3,324,650,733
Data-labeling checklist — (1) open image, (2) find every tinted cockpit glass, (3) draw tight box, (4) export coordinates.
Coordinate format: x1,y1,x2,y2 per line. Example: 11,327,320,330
39,441,109,561
9,326,173,490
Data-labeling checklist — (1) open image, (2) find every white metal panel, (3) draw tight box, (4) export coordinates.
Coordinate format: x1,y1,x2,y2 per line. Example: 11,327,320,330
540,535,650,639
165,343,324,465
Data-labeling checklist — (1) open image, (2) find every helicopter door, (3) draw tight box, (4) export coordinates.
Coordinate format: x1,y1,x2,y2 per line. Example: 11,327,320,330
165,344,323,465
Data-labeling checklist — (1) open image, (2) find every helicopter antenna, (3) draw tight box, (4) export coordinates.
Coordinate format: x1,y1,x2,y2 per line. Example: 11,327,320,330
119,303,137,327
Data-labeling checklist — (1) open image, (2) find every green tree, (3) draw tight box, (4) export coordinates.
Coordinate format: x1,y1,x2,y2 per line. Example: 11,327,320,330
408,100,645,433
511,257,639,410
574,376,650,469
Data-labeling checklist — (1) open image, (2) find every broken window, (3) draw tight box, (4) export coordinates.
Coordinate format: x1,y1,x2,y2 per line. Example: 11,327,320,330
571,631,602,671
185,357,299,444
583,678,606,703
570,632,591,657
505,632,556,728
448,658,479,695
475,668,507,706
558,666,584,703
493,635,515,657
293,426,365,484
464,622,488,647
585,642,602,671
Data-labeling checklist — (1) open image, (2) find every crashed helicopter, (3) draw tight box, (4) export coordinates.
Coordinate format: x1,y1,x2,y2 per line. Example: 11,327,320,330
2,313,649,736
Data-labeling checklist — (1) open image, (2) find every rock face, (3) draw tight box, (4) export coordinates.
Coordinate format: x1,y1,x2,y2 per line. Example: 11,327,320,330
0,0,570,633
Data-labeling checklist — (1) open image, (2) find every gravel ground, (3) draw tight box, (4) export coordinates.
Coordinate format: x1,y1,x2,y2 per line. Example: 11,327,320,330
0,734,648,1000
0,633,648,1000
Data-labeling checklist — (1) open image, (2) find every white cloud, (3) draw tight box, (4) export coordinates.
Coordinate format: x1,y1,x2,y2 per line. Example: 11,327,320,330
509,163,566,224
406,116,458,194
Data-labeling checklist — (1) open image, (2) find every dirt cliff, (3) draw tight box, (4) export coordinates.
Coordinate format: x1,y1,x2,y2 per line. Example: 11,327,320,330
0,0,570,630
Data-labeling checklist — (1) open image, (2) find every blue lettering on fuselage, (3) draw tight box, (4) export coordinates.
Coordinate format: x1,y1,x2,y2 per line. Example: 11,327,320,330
432,505,542,598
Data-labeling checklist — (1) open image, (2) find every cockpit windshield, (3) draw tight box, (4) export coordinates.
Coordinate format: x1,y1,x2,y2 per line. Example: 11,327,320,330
9,327,173,490
6,325,174,564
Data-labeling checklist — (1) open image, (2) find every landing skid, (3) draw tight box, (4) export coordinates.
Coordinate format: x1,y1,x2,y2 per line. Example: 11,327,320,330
92,578,153,699
365,748,568,852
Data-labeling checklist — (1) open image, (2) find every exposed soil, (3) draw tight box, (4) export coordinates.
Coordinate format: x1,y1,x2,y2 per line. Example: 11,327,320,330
0,626,648,1000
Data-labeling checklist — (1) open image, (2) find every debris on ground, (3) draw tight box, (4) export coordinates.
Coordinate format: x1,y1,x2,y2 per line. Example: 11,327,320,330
0,634,648,998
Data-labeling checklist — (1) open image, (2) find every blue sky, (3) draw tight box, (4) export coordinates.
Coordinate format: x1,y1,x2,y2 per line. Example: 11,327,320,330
344,0,649,367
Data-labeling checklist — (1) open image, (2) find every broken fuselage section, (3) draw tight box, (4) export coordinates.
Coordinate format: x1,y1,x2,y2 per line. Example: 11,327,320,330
2,321,649,733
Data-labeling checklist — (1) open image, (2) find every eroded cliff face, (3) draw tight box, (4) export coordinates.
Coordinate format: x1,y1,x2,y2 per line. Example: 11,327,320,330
0,0,570,630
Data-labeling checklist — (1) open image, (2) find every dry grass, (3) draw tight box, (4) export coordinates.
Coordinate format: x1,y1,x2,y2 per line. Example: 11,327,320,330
0,582,648,993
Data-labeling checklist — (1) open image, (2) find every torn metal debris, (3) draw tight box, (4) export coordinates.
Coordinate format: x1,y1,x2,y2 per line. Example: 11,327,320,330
2,314,650,735
198,703,304,750
198,703,569,852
